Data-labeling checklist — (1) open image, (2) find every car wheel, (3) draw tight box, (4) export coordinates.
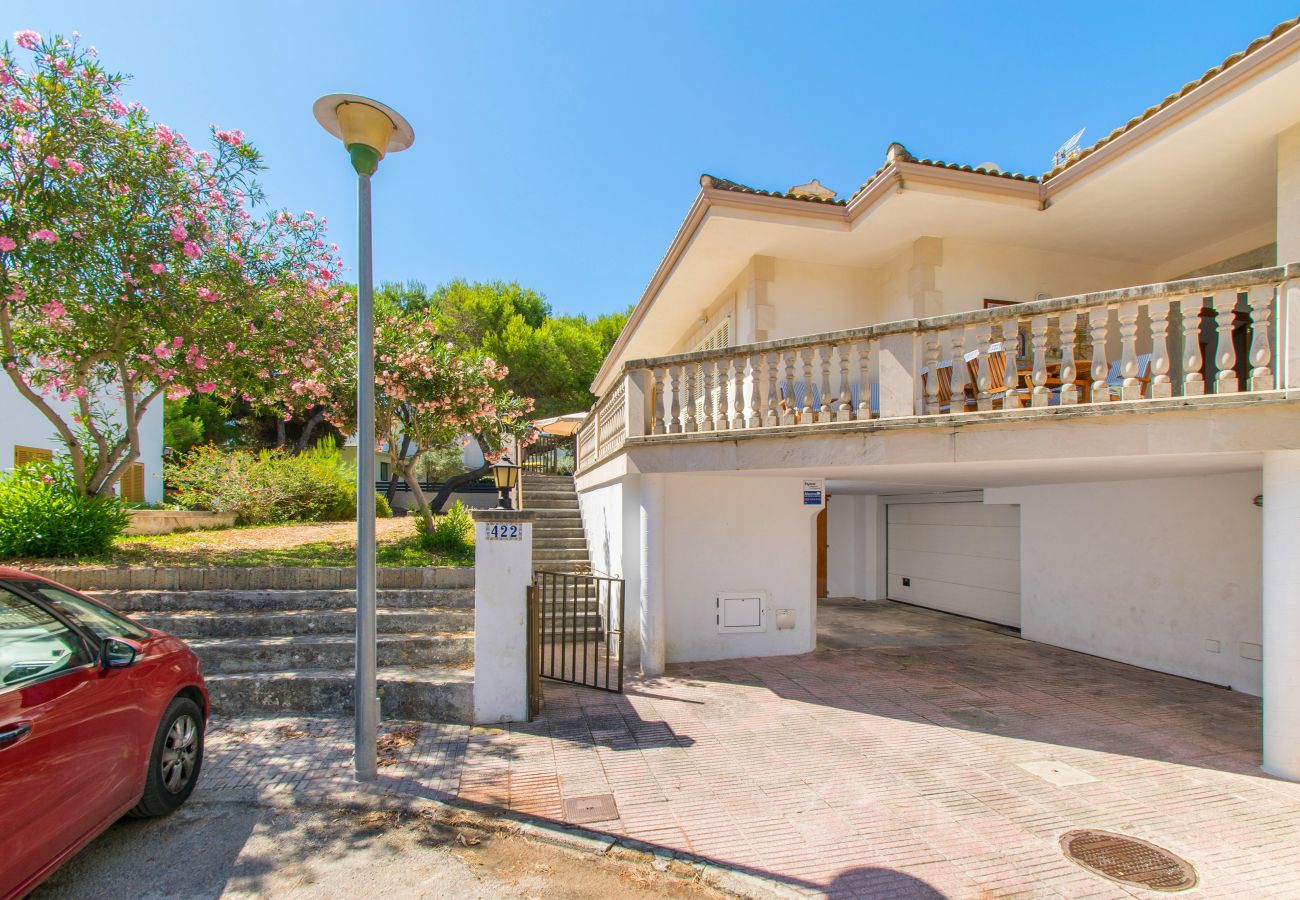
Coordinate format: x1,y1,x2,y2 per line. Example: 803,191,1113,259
128,695,204,818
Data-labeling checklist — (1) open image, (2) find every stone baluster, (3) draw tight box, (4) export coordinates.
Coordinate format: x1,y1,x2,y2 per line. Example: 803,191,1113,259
667,365,682,433
1117,300,1141,400
698,360,714,431
1213,290,1239,394
765,352,780,426
1181,296,1205,396
1058,312,1078,406
857,339,873,419
747,353,763,428
681,359,697,433
923,330,942,414
1030,315,1050,407
948,327,967,412
731,356,746,430
818,345,833,422
974,323,994,411
715,356,730,431
1148,299,1173,399
1247,284,1276,391
1089,307,1110,402
1000,318,1023,409
783,350,797,426
837,344,853,421
801,347,815,423
651,366,666,434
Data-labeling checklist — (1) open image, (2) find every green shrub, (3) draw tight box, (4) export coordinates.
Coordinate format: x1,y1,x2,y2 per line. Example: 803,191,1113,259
166,440,391,525
419,501,474,555
0,460,129,558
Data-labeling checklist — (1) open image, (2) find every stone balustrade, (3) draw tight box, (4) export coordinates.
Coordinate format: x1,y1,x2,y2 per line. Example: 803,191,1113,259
574,264,1295,473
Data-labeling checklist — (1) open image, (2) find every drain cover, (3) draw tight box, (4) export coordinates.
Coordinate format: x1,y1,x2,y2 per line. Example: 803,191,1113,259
562,793,619,824
1060,830,1197,892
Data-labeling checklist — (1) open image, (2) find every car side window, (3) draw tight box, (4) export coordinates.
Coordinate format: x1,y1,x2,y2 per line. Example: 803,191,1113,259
30,586,150,642
0,587,92,689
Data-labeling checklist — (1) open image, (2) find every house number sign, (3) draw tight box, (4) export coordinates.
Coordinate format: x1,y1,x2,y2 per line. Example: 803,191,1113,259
484,522,524,541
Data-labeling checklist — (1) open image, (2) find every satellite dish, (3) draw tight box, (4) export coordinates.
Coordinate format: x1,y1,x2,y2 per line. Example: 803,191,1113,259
1052,128,1086,169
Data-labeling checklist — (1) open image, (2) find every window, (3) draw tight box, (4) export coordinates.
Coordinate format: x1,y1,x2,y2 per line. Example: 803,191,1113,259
692,317,732,416
379,461,391,482
13,445,53,468
0,587,91,689
119,462,145,502
30,586,149,642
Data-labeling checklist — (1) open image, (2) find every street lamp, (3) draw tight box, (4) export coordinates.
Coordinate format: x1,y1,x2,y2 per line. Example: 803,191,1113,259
492,456,521,509
313,93,414,782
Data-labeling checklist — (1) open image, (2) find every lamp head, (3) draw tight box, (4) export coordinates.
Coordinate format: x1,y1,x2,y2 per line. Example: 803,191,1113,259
313,93,414,175
491,456,521,490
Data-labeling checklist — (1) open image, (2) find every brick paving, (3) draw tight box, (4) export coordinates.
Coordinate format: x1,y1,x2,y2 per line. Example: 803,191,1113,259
199,599,1300,899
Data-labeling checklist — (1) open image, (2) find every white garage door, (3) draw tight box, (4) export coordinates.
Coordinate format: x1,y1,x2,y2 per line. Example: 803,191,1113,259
887,501,1021,627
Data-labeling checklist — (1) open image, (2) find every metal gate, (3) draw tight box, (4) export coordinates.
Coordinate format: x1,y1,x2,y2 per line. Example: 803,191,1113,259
528,569,625,711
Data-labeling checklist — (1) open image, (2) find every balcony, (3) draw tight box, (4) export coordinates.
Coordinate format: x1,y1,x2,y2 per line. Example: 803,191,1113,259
576,265,1296,474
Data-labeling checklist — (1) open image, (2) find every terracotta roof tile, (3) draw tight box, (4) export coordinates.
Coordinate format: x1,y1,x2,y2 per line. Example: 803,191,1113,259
1043,15,1300,180
700,15,1300,205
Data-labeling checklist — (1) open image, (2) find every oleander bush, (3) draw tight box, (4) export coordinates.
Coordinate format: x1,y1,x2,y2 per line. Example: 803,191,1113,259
166,441,390,525
0,460,130,558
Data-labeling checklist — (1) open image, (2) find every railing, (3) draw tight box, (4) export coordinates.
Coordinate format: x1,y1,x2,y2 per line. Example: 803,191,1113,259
574,265,1293,472
376,477,495,493
522,430,574,476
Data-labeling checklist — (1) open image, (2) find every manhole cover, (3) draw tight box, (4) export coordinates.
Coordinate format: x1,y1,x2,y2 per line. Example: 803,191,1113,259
1060,830,1197,892
562,793,619,824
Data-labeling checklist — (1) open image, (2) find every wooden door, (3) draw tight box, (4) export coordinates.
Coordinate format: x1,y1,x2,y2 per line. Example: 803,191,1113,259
816,506,828,599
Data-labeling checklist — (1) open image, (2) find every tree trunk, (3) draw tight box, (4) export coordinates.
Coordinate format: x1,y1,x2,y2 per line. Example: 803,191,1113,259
387,433,411,504
398,460,436,535
293,409,326,454
427,436,494,515
275,419,287,448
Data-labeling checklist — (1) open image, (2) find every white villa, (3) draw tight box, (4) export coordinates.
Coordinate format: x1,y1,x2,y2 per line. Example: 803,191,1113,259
569,17,1300,781
0,379,164,503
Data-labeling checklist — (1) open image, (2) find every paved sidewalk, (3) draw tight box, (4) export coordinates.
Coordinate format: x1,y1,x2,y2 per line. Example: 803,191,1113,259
201,600,1300,899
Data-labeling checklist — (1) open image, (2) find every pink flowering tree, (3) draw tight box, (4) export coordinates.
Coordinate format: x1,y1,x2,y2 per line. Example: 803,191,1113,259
356,299,535,532
0,31,347,496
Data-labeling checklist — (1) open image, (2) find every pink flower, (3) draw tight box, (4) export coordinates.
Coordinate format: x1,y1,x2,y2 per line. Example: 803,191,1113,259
13,30,40,50
171,224,187,242
64,159,84,175
149,263,165,274
73,386,87,399
43,156,60,168
196,287,216,302
196,382,216,394
41,300,66,321
28,229,58,243
109,98,127,117
0,236,14,252
215,129,244,146
153,344,172,360
182,241,200,259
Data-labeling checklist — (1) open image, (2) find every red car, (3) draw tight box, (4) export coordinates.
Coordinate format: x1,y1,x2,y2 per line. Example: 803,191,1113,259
0,568,208,899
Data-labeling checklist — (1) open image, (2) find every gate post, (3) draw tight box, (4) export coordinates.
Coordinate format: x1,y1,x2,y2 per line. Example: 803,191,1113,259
471,508,537,724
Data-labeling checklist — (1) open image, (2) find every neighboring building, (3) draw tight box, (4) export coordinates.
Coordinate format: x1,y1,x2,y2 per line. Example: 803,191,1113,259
571,17,1300,779
1,378,164,503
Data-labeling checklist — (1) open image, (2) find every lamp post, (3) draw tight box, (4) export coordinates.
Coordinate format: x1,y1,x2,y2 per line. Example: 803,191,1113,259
313,94,414,782
492,457,521,509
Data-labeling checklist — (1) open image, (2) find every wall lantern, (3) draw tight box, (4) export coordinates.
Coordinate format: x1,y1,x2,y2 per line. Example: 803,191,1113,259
492,457,521,509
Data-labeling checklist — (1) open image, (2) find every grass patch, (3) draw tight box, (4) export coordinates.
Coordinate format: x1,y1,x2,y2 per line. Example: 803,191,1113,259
12,516,474,568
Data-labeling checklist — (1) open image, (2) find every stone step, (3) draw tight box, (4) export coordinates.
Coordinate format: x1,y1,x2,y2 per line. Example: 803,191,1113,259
137,607,473,639
205,666,474,721
524,475,576,485
531,525,586,537
524,497,579,510
190,633,474,674
529,507,582,518
533,537,588,549
97,588,474,614
533,551,591,563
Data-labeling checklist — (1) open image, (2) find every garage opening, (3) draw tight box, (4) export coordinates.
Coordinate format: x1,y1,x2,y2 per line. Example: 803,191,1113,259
886,495,1021,627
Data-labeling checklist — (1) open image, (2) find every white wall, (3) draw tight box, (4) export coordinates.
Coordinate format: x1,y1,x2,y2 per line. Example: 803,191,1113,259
660,474,820,663
1,377,164,503
987,471,1263,695
576,472,643,665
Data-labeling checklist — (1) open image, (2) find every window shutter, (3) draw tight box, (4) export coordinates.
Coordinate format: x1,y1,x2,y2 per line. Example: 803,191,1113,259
693,318,732,417
13,446,54,467
121,462,145,502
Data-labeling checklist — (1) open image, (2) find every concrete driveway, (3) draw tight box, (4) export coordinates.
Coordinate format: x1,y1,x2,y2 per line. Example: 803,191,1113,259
136,598,1300,898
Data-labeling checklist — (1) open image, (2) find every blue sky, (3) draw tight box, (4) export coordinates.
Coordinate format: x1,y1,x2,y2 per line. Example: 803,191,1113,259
10,2,1299,318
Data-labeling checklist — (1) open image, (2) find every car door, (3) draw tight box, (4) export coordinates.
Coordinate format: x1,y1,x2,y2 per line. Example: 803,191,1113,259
0,586,127,897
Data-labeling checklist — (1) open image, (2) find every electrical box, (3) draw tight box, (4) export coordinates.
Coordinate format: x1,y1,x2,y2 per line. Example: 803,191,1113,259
775,608,796,630
716,591,767,633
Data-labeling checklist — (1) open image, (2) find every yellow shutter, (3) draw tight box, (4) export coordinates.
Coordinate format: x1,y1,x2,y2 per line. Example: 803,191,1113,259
121,462,145,502
14,445,54,467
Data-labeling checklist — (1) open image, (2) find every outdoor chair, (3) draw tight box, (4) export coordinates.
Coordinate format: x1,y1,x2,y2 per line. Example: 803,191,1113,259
1105,354,1153,400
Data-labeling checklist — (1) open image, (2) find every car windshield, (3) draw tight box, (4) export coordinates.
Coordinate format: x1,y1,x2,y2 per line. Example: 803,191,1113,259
30,586,151,641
